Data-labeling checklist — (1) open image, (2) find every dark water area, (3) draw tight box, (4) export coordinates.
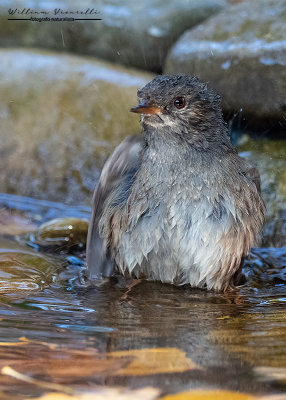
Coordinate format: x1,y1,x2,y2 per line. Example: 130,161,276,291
0,176,286,398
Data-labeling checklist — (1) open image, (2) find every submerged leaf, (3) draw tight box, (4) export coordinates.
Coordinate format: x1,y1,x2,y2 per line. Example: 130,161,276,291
0,343,128,384
161,389,256,400
3,366,160,400
25,387,159,400
109,347,199,375
2,366,73,395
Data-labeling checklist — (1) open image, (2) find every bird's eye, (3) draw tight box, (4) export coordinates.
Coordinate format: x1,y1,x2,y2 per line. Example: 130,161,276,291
174,97,186,109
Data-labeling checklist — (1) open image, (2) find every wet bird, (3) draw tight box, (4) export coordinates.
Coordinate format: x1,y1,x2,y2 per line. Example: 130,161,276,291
86,75,265,291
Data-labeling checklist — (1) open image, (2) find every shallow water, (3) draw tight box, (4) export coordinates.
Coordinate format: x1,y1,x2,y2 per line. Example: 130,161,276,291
0,190,285,399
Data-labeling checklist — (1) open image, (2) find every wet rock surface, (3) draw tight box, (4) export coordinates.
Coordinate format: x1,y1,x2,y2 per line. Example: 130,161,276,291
238,137,286,247
31,217,88,252
0,49,152,204
0,239,62,292
165,0,286,127
0,0,227,72
245,246,286,287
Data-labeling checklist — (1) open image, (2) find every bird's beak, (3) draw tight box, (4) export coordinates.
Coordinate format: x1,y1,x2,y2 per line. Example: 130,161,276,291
130,101,161,115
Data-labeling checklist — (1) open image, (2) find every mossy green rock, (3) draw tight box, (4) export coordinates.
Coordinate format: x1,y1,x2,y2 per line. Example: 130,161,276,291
0,0,227,72
33,218,89,250
0,49,153,203
238,137,286,247
165,0,286,125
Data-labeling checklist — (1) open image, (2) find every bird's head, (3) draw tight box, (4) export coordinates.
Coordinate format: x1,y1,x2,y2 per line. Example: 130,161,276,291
131,75,226,148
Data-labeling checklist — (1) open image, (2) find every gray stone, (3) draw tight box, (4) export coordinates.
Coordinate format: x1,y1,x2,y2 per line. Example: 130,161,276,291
1,0,227,71
165,0,286,125
0,49,153,204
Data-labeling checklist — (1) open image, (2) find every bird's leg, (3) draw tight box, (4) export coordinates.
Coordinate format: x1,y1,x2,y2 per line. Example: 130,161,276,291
120,279,142,300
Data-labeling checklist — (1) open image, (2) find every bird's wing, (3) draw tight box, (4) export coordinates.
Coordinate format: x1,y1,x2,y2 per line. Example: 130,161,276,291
240,157,262,194
244,165,261,193
86,134,143,280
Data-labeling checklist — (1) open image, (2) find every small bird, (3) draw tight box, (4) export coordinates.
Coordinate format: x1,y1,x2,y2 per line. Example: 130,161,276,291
86,75,265,291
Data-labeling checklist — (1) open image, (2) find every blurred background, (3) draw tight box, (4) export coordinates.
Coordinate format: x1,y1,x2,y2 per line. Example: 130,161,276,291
0,0,285,246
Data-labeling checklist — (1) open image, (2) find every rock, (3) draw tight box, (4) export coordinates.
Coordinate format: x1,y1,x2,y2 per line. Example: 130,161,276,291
165,0,286,127
0,192,91,223
0,0,227,71
0,239,61,292
245,247,286,286
0,49,153,204
0,208,37,235
238,136,286,247
32,218,89,251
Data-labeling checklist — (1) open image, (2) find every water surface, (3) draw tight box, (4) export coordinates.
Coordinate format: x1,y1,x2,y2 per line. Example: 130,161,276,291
0,171,285,398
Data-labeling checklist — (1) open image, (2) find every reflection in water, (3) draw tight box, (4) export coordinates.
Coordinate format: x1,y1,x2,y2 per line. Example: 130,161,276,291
0,192,285,397
0,277,285,395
